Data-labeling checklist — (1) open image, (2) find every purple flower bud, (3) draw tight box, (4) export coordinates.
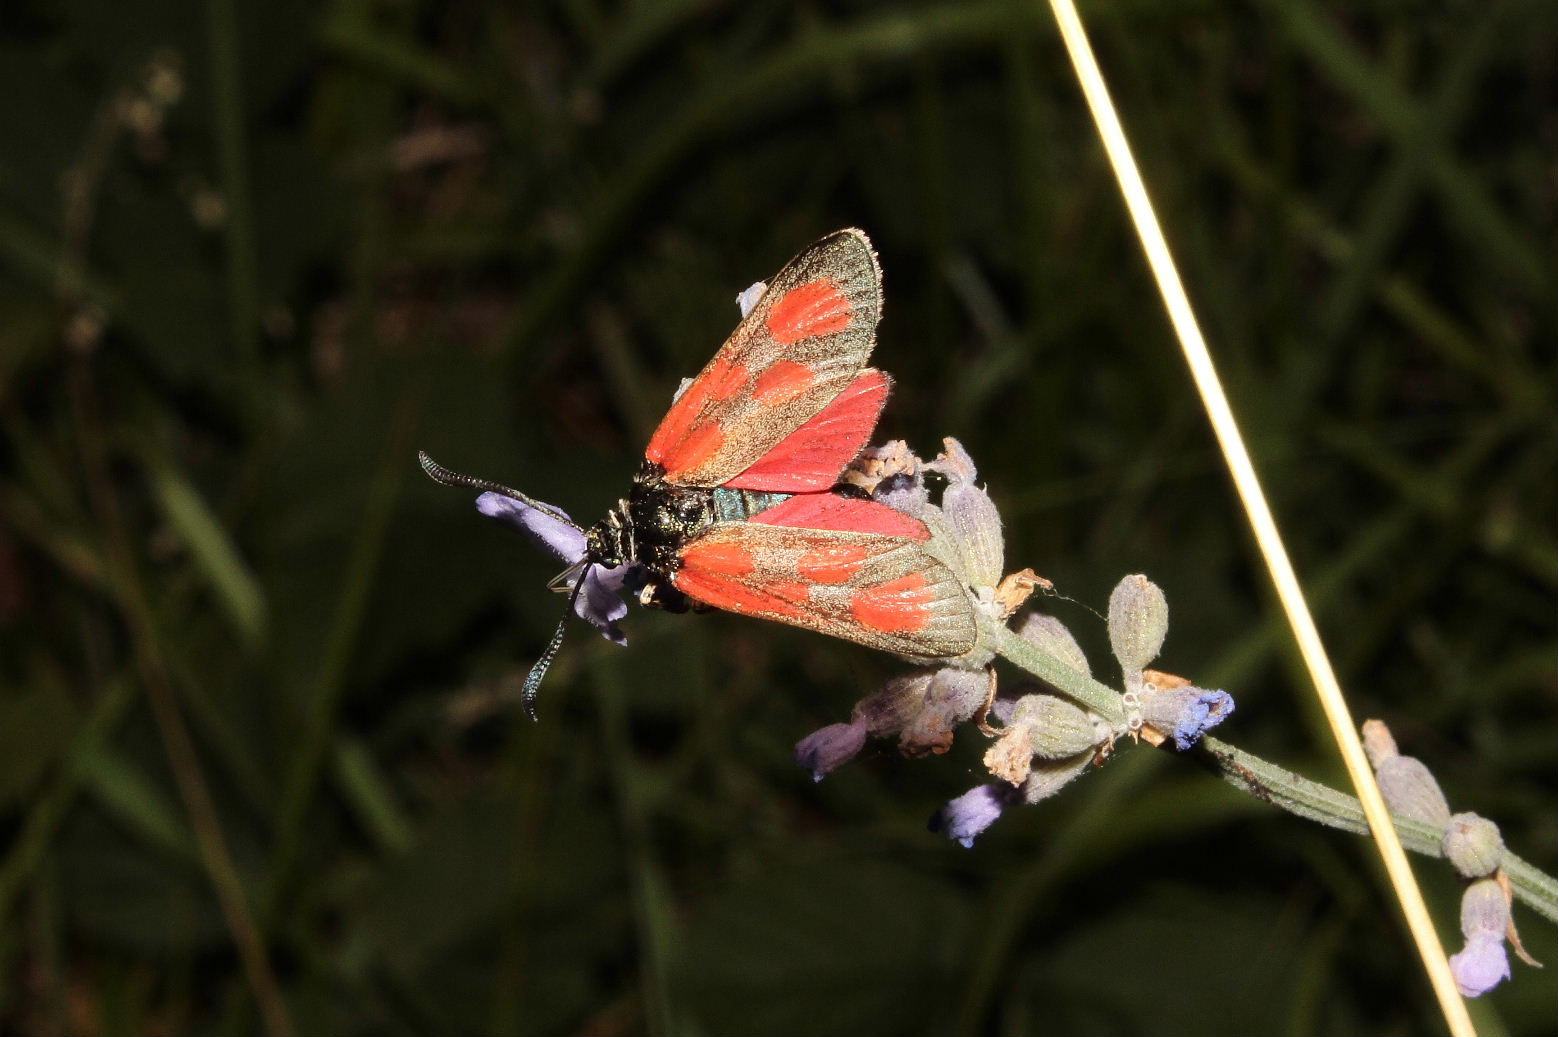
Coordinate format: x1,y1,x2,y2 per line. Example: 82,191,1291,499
1375,756,1451,829
794,721,869,782
1108,574,1168,673
927,438,1003,589
930,667,990,717
1009,694,1101,760
1140,684,1234,750
1450,934,1510,997
476,491,633,645
854,669,935,734
984,698,1098,784
1442,813,1505,879
1360,718,1399,768
1021,753,1093,803
900,667,989,756
931,783,1014,847
1459,877,1511,940
1017,612,1092,677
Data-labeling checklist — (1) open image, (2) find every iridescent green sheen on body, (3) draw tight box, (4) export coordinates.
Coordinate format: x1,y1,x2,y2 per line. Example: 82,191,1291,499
711,487,791,523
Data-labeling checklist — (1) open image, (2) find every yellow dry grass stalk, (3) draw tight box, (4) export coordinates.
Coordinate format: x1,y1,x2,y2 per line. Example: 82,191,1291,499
1041,0,1475,1032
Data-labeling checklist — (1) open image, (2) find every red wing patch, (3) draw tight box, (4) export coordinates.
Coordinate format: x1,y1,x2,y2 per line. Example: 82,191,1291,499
766,279,853,344
749,492,928,540
720,369,890,492
644,229,883,488
673,523,977,657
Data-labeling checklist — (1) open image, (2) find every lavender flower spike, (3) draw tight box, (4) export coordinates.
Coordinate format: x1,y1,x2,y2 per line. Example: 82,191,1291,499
475,491,633,646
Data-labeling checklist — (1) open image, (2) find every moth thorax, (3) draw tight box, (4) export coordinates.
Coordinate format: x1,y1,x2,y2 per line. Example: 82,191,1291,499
627,466,716,574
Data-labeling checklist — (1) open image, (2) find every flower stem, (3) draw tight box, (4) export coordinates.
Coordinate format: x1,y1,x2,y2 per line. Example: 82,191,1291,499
987,622,1124,723
990,623,1558,924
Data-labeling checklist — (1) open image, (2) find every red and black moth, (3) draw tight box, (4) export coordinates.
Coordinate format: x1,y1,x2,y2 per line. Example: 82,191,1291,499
422,229,979,715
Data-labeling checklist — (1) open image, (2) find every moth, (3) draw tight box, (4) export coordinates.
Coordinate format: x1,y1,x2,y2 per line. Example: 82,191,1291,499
423,229,978,715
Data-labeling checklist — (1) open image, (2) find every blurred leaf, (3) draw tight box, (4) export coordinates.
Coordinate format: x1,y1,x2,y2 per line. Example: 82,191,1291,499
675,856,971,1036
145,452,268,649
78,744,197,862
360,790,525,971
60,810,224,952
1021,886,1317,1036
0,686,78,807
332,736,411,854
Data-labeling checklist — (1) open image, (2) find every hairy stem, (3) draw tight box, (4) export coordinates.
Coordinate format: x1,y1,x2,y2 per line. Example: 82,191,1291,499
989,623,1558,924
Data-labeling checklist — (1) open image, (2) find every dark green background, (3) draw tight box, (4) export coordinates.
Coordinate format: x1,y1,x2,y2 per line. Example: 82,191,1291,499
1,1,1553,1034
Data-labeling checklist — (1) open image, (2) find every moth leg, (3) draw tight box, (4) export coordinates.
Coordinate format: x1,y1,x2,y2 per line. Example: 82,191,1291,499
635,577,692,614
973,665,1000,737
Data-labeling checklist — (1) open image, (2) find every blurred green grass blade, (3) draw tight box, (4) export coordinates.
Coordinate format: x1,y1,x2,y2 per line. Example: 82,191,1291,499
80,745,200,863
593,651,686,1036
1312,2,1500,350
0,487,105,589
333,737,413,854
145,454,268,650
952,753,1263,1035
502,0,1050,365
1213,132,1550,415
0,203,116,312
318,13,483,105
1283,909,1352,1036
3,411,90,519
267,394,421,919
1318,420,1558,586
165,654,275,816
0,686,79,809
1259,0,1549,296
0,678,135,925
586,0,716,90
1206,415,1515,690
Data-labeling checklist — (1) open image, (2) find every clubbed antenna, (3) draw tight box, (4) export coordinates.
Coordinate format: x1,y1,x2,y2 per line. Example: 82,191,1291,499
521,572,588,721
417,451,578,527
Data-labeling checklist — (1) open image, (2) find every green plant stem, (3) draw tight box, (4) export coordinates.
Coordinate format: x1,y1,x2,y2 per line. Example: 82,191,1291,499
69,363,295,1037
989,623,1558,925
265,394,421,924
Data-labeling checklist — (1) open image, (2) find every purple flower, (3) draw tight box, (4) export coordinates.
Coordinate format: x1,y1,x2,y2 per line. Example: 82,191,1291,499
476,491,634,645
931,783,1014,847
1140,684,1235,750
794,721,868,782
791,664,987,782
1448,877,1513,996
1450,935,1510,997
